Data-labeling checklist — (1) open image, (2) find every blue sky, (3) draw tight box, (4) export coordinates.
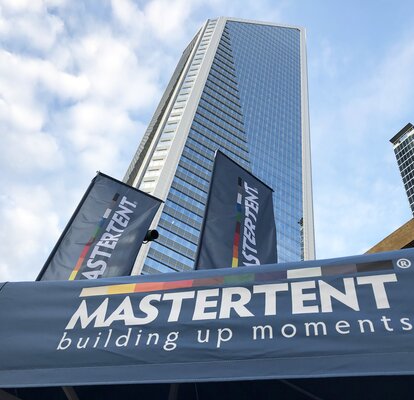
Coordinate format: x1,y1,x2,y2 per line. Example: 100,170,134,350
1,0,413,281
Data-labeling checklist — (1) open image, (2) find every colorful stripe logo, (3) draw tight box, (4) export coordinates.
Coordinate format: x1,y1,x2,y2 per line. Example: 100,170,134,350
69,193,120,281
79,260,394,298
232,177,243,268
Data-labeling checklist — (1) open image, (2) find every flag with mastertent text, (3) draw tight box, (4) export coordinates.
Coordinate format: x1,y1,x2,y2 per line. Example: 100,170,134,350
39,172,162,281
195,150,277,269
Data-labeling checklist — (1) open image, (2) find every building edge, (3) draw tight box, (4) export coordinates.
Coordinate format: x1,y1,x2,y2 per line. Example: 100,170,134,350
129,18,224,274
299,27,316,260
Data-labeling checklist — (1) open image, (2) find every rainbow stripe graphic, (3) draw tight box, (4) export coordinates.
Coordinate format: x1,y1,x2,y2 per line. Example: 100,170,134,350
79,259,394,298
232,177,243,268
68,193,120,281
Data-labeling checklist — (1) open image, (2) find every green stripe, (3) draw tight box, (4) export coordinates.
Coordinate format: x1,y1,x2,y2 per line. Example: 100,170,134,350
224,273,255,285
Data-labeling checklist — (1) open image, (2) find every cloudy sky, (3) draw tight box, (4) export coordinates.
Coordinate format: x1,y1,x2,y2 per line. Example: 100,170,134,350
1,0,413,281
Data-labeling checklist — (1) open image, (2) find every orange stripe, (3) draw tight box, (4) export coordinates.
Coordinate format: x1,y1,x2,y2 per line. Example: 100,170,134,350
68,257,85,280
163,280,193,290
233,245,238,258
132,282,165,293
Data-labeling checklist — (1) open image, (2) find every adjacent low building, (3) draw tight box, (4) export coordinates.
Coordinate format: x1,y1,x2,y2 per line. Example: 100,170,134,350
366,219,414,254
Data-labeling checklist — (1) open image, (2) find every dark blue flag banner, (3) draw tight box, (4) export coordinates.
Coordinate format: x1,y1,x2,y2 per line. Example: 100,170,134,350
38,172,162,281
2,249,414,387
195,150,277,270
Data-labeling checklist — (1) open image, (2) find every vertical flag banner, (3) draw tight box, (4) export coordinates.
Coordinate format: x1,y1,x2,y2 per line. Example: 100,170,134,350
39,173,162,281
195,150,277,269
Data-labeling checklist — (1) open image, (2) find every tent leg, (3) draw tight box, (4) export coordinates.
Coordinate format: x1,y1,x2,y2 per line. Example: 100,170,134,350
62,386,80,400
194,383,200,400
168,383,179,400
280,380,325,400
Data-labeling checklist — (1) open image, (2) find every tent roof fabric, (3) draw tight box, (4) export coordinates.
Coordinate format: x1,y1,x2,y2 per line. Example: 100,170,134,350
1,249,414,392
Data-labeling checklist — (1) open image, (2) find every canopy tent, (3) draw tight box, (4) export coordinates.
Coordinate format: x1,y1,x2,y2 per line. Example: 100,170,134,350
1,249,414,399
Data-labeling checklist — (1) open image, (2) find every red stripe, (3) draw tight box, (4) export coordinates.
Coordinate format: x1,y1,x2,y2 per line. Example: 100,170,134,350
235,221,241,234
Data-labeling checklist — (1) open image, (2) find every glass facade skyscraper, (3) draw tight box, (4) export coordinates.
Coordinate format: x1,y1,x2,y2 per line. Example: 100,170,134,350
390,122,414,216
124,17,315,274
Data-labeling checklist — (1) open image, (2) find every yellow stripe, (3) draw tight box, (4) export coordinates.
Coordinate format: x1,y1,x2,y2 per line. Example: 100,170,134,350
107,283,136,295
68,271,78,281
232,258,238,268
80,283,137,298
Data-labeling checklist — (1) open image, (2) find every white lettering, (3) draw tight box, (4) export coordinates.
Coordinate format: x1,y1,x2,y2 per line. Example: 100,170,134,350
253,283,289,315
192,289,219,320
291,281,319,314
163,291,195,322
219,287,254,318
357,274,397,309
66,299,108,329
216,328,233,348
319,278,359,312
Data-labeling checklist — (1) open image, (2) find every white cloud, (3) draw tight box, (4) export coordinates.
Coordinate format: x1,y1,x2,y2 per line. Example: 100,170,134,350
0,131,63,172
0,0,44,13
0,50,90,103
0,0,64,53
111,0,145,32
0,48,89,174
144,0,196,42
0,186,61,281
58,100,146,173
72,31,159,109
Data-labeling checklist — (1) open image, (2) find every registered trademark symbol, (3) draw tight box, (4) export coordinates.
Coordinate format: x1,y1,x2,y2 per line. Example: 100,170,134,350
397,258,411,269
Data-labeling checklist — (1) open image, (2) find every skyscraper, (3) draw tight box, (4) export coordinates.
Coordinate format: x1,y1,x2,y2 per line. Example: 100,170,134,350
124,17,315,275
390,122,414,216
